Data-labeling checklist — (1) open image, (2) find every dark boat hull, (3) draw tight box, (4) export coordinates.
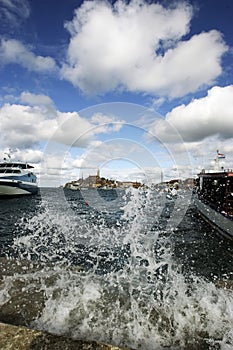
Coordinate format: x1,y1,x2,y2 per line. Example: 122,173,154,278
194,196,233,241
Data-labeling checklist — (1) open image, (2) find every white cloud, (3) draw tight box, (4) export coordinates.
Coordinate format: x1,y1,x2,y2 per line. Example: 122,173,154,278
61,0,227,98
0,103,55,148
70,138,163,182
20,92,55,109
0,39,57,73
54,111,98,148
0,94,124,150
150,85,233,142
179,136,233,168
100,166,159,183
90,113,123,133
145,30,227,98
13,149,43,163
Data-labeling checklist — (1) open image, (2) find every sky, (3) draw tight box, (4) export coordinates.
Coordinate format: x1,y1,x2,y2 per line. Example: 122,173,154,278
0,0,233,186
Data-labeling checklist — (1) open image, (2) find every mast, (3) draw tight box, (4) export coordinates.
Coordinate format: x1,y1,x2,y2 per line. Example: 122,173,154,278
215,150,225,171
161,170,163,184
214,150,219,171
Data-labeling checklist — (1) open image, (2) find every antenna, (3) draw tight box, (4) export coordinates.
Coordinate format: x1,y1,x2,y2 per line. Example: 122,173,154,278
214,151,219,171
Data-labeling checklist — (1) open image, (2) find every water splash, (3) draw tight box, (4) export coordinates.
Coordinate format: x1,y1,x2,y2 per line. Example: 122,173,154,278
1,188,233,349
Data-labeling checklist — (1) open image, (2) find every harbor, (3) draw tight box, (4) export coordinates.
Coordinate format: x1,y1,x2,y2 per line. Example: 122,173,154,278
0,187,233,349
1,0,233,348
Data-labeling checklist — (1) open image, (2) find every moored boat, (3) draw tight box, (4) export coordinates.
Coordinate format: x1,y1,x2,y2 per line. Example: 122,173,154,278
194,152,233,240
0,159,38,197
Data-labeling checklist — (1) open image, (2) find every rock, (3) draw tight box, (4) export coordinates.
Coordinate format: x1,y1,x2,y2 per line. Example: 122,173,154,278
0,322,132,350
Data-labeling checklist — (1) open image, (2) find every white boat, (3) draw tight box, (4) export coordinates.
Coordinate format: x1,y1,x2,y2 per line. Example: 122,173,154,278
69,183,80,190
0,160,38,197
194,168,233,240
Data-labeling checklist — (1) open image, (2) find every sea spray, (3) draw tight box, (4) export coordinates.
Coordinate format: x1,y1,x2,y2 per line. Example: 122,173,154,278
2,188,233,349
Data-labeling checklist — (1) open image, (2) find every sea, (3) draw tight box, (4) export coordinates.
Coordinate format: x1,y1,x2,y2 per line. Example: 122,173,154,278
0,187,232,350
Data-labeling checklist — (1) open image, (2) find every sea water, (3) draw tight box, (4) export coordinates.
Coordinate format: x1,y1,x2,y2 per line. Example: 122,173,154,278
0,188,233,349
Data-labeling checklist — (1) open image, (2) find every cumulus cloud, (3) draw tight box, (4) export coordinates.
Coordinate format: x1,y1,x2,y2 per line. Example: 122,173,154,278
61,0,227,98
20,92,55,108
176,135,233,174
0,0,30,27
0,103,56,148
150,85,233,143
0,39,57,73
13,149,43,164
0,94,124,150
90,113,123,133
71,138,163,183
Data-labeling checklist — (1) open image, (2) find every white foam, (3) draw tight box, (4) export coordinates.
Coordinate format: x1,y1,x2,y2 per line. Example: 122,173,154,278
8,188,233,349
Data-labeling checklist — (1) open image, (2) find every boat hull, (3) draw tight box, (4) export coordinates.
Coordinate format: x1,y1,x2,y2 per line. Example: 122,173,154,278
194,196,233,240
0,180,38,197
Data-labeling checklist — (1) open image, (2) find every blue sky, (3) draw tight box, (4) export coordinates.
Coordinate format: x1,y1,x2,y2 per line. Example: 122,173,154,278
0,0,233,186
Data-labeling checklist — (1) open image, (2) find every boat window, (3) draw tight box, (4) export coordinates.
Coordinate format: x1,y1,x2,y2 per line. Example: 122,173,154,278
0,163,30,169
200,177,226,212
0,169,21,173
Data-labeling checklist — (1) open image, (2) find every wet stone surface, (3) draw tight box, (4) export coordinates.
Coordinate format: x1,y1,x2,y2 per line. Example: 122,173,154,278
0,322,132,350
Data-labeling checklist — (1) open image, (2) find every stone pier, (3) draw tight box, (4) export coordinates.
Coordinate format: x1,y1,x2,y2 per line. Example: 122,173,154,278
0,322,132,350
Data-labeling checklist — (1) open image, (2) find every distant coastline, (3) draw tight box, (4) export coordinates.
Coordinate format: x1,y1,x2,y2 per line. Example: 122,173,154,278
64,169,195,190
64,170,142,190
